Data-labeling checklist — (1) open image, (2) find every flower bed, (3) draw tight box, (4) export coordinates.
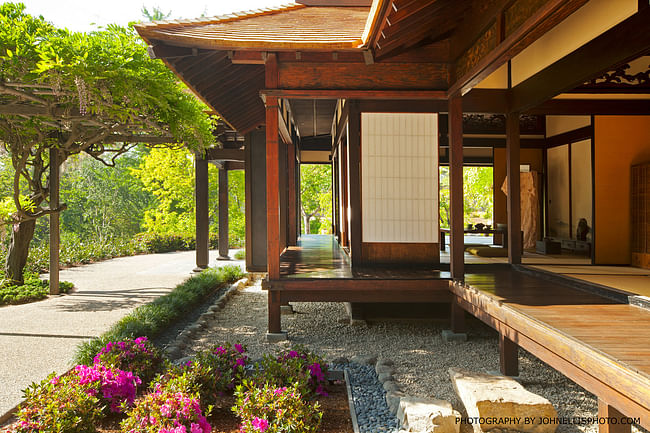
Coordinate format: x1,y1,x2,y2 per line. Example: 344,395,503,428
1,339,352,433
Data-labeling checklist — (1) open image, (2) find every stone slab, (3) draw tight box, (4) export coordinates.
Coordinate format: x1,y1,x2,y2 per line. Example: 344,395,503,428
449,368,557,433
397,396,461,433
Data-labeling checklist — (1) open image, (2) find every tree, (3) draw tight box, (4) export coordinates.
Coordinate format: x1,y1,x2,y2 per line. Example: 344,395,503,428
0,3,215,283
59,150,153,239
438,166,494,228
300,164,332,234
141,6,171,22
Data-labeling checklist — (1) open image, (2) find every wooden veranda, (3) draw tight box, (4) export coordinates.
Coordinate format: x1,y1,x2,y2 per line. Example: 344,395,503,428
452,270,650,430
264,234,451,331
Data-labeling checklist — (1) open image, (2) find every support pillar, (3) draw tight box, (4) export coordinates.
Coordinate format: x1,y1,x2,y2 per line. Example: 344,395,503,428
448,95,464,280
217,167,230,260
499,333,519,376
348,101,362,265
598,400,632,433
194,152,209,270
506,112,522,264
287,141,297,245
49,148,60,295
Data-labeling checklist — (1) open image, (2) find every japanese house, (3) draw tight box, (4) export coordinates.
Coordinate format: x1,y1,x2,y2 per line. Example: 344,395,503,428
135,0,650,429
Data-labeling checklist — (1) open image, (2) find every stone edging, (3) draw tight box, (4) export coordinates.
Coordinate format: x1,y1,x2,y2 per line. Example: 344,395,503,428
164,276,253,359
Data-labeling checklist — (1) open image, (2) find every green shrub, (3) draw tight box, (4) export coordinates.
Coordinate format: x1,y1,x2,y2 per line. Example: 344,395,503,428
92,337,166,386
75,265,244,365
256,346,329,399
15,372,104,433
0,273,74,306
155,342,248,408
233,381,322,433
120,386,211,433
234,249,245,260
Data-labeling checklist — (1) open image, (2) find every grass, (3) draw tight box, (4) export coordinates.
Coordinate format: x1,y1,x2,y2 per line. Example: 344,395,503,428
0,273,74,306
74,264,245,365
233,249,245,260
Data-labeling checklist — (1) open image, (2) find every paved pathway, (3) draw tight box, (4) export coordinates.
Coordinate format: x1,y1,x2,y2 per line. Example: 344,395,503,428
0,249,244,418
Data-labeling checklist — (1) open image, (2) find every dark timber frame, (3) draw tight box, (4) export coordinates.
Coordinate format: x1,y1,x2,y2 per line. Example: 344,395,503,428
134,2,650,429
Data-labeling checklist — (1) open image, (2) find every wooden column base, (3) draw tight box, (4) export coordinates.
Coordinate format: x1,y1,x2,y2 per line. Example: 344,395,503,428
598,400,632,433
268,289,282,334
499,333,519,376
451,297,466,333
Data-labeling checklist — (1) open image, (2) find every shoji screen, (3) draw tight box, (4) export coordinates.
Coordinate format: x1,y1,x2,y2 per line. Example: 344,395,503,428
361,113,439,243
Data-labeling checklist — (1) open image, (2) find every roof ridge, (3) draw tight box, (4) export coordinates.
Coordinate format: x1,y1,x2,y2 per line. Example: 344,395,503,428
134,3,305,30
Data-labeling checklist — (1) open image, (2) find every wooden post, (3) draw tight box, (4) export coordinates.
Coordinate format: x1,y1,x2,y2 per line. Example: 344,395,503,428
217,167,230,260
499,333,519,376
268,290,282,333
49,148,60,295
347,101,362,265
448,95,464,280
195,152,209,270
265,53,280,281
287,140,297,245
506,112,522,264
451,296,466,333
598,400,632,433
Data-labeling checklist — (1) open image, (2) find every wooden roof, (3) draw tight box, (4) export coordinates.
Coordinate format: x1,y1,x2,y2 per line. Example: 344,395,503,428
135,5,369,50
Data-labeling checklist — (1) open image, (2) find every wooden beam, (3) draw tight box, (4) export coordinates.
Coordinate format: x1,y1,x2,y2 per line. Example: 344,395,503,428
448,95,464,280
526,99,650,116
195,152,209,269
450,0,509,61
278,110,292,145
148,43,198,60
347,101,362,265
545,125,592,148
598,400,632,433
449,0,588,96
228,50,267,64
204,148,245,161
500,332,519,376
277,62,448,90
218,168,229,260
261,88,448,100
511,7,650,112
506,112,522,264
49,148,60,295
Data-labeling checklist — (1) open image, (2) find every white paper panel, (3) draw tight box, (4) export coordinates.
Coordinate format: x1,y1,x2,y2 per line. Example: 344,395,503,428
361,113,439,243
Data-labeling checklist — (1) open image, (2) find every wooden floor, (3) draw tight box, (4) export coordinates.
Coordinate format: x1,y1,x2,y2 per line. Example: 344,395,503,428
267,235,451,303
281,235,450,279
453,270,650,428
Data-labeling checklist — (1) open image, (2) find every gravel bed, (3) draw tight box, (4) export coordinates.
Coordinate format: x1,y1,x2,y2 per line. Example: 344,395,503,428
184,280,644,433
339,362,399,433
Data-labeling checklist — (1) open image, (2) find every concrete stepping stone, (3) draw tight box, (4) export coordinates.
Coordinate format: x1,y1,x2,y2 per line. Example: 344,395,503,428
449,368,558,433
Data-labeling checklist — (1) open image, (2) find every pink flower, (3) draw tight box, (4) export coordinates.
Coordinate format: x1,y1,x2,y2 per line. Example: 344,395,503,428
234,343,244,353
251,417,269,432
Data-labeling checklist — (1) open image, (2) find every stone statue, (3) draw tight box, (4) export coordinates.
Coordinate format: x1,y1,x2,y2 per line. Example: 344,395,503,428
576,218,590,241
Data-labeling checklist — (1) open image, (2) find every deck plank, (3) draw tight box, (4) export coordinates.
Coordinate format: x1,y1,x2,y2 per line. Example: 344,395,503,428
456,270,650,428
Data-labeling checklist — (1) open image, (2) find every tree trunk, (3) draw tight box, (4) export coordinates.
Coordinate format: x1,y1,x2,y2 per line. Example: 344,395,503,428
303,214,311,234
5,219,36,284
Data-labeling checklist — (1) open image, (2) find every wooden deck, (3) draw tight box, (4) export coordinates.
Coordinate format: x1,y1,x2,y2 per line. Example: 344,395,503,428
452,270,650,429
264,235,452,334
268,235,452,302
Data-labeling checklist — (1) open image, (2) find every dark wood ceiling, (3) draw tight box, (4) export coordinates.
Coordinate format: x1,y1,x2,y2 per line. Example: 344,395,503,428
165,50,265,134
369,0,471,62
290,99,337,137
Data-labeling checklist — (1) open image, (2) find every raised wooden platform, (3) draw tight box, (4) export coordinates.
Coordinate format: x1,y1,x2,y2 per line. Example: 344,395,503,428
264,235,452,332
452,270,650,430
